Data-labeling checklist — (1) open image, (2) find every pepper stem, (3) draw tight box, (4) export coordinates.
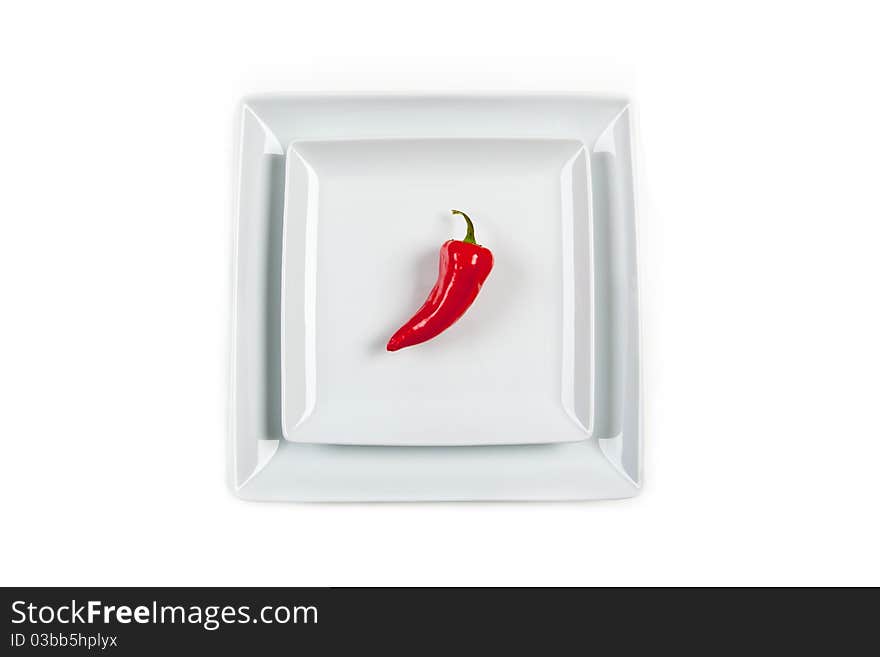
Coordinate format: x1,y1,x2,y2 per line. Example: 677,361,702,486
451,209,477,244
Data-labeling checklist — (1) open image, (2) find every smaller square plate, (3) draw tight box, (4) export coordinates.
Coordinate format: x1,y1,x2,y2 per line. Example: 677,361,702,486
281,137,594,446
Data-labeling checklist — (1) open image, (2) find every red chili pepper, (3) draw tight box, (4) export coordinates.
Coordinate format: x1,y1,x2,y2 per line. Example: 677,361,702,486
387,210,494,352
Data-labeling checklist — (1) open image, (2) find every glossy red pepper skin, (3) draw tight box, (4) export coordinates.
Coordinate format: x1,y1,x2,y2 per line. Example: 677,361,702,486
387,211,494,352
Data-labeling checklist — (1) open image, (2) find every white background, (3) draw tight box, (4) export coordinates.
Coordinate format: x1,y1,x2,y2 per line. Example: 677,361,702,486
2,1,878,586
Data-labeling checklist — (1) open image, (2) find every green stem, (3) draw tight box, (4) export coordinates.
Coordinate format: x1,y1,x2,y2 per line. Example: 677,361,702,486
451,209,477,244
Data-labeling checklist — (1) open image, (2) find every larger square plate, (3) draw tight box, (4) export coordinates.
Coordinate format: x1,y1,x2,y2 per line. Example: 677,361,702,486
230,94,642,500
281,137,594,445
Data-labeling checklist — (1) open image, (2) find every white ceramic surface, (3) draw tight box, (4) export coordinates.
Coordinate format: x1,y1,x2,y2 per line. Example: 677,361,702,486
281,138,593,445
230,94,641,500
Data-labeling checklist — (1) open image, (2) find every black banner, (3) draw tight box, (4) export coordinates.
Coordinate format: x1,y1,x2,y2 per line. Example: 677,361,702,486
1,587,874,654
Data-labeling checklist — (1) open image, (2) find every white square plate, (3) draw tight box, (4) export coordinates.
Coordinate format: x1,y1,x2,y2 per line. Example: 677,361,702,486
281,138,593,445
230,94,641,500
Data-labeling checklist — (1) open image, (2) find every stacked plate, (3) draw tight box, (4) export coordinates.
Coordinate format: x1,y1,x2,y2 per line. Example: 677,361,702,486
231,94,641,501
